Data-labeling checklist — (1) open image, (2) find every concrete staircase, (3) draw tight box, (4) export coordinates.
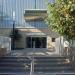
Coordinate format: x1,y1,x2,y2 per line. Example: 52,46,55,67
0,55,75,75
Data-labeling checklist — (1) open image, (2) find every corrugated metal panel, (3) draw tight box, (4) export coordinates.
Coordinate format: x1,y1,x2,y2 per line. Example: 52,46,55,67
0,0,52,28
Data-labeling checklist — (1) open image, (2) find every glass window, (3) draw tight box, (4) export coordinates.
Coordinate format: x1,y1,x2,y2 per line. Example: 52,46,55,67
26,37,47,48
52,38,55,42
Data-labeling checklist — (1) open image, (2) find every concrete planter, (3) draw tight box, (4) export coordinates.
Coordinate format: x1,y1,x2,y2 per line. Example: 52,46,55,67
0,48,7,57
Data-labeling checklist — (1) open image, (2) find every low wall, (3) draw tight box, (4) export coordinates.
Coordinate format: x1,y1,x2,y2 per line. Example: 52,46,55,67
0,36,11,56
0,48,7,57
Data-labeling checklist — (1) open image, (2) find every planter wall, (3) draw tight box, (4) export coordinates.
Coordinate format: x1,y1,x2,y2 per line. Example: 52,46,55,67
0,48,7,57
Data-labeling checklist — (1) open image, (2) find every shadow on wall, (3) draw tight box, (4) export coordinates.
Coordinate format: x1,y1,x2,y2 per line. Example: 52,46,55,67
9,28,22,50
18,28,60,49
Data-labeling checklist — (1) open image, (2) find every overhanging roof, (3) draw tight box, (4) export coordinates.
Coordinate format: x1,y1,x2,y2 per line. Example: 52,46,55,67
26,32,46,36
24,9,47,21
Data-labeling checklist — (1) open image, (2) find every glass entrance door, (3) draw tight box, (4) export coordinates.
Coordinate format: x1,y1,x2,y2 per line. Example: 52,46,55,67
26,37,46,48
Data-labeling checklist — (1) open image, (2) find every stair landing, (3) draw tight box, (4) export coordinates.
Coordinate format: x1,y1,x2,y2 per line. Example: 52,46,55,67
6,49,61,57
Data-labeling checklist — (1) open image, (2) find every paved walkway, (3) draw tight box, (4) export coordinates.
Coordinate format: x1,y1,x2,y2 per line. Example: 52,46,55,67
6,48,61,57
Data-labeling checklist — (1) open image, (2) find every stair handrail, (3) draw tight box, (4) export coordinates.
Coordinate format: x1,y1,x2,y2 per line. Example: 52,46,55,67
30,41,35,75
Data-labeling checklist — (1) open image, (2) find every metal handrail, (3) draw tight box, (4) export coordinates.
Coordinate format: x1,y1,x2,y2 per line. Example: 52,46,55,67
30,41,35,75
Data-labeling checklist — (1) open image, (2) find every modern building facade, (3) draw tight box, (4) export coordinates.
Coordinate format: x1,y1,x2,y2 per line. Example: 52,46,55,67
0,0,64,54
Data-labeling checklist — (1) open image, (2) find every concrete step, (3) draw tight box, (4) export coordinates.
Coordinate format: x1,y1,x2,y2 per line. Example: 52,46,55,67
34,56,66,59
0,72,75,75
1,56,67,63
0,66,74,73
34,63,70,67
0,61,30,64
1,56,31,60
0,63,30,67
0,56,74,73
0,60,31,63
0,60,68,64
0,60,70,68
0,62,70,67
0,56,67,64
34,59,66,62
2,56,66,59
0,57,66,62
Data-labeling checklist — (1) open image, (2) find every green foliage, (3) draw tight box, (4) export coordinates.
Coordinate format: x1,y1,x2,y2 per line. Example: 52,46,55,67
46,0,75,40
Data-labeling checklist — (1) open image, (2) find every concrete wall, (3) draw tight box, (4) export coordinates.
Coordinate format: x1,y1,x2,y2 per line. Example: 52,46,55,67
0,28,60,50
0,36,11,54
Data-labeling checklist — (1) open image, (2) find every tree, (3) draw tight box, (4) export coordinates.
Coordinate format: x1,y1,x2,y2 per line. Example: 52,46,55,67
46,0,75,40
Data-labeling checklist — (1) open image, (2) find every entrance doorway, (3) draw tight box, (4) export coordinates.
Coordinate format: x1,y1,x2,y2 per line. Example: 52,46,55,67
26,37,47,48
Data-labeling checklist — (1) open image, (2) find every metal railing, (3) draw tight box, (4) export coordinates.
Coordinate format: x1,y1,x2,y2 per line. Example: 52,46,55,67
30,41,35,75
